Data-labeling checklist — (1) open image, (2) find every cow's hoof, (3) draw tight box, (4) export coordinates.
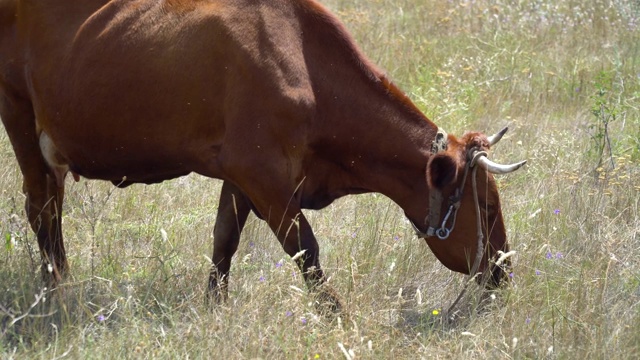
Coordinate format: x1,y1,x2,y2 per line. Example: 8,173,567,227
313,286,343,316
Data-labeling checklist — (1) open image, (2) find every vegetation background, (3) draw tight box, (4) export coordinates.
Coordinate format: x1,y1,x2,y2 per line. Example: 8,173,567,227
1,0,639,358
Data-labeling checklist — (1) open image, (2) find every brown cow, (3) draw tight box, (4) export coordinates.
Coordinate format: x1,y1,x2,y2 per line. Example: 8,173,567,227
0,0,525,309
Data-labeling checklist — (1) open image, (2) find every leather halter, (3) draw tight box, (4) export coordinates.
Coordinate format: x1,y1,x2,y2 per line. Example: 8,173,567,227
410,127,476,240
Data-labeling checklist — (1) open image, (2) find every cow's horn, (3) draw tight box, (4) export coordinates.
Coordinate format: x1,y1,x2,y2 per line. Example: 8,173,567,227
475,155,527,174
487,126,509,146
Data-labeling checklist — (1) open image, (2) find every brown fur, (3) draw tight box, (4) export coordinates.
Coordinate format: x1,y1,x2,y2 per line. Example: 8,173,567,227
0,0,511,300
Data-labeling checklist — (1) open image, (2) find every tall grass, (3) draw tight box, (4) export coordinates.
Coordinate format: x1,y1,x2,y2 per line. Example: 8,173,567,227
1,0,639,358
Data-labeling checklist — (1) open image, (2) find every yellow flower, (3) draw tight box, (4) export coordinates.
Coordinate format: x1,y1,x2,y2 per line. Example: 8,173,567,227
432,309,440,316
314,354,320,359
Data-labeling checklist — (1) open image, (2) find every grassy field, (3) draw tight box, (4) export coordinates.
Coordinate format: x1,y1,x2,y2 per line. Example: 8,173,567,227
1,0,639,358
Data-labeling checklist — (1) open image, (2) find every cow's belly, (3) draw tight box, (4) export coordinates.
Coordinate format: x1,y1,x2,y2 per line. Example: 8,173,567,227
39,126,222,185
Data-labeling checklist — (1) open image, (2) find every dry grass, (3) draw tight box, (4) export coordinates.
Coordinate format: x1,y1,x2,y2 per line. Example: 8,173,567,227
1,0,639,358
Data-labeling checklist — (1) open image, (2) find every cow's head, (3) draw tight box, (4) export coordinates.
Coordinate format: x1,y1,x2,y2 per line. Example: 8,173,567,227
417,127,525,287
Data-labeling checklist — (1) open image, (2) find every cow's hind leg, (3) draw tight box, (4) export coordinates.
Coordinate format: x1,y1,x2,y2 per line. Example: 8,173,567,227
0,95,68,285
208,181,251,303
27,173,67,283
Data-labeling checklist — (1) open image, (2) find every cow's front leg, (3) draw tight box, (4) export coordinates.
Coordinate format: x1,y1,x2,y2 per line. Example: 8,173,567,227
208,181,251,303
284,213,342,314
250,196,342,313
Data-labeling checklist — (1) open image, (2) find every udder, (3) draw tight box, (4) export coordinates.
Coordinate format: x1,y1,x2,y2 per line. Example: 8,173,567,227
39,132,80,187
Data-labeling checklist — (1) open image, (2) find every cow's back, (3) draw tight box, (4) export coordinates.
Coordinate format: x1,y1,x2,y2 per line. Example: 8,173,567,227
12,0,316,183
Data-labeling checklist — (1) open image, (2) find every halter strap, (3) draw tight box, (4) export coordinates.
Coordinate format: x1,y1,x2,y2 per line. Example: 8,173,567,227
410,127,453,239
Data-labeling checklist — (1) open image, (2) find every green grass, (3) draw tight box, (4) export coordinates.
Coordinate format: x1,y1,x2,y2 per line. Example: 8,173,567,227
1,0,639,358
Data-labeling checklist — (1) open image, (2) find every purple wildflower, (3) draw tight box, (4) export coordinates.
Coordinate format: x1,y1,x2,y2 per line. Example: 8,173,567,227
509,272,514,279
546,252,553,259
525,317,531,324
394,235,400,241
249,241,255,248
351,232,357,238
554,209,560,215
286,311,293,317
259,275,266,282
301,317,307,325
275,260,283,268
97,314,105,322
556,252,564,259
535,269,541,275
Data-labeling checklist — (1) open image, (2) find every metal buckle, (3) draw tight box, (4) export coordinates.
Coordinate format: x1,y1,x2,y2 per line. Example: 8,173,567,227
435,201,459,240
436,227,450,240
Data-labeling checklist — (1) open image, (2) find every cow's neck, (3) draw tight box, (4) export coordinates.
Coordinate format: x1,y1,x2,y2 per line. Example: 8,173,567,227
298,5,439,225
313,84,437,216
303,57,436,225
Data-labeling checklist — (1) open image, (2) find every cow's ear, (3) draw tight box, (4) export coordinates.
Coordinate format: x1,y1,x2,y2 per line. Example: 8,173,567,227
427,153,459,190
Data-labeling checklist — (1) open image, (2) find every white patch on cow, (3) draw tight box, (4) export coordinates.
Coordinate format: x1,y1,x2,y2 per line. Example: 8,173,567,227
39,132,70,187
